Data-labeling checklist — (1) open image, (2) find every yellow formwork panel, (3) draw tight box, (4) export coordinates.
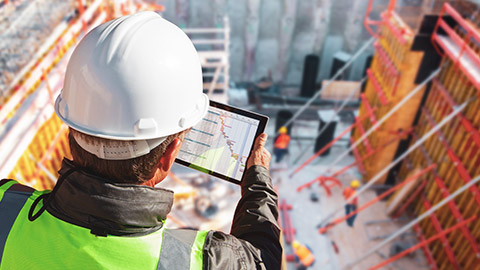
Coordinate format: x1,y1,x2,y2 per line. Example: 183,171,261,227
397,56,480,269
8,114,70,191
379,8,480,268
356,13,426,185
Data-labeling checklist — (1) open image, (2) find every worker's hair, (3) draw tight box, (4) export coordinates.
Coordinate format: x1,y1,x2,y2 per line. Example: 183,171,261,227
68,128,184,184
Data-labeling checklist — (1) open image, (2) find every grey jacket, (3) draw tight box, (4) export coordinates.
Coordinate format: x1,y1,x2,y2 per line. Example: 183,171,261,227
45,160,282,269
204,165,282,269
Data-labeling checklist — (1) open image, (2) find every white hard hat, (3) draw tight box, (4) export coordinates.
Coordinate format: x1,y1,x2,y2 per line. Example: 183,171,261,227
55,11,209,159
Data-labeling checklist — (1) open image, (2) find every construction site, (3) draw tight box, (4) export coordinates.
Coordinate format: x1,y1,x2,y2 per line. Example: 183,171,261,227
2,0,480,269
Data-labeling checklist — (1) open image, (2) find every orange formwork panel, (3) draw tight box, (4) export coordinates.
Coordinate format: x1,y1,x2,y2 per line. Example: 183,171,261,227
389,4,480,268
353,6,427,185
358,2,480,269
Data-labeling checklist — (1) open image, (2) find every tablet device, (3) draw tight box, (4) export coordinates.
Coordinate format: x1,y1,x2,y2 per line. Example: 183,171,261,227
175,100,268,184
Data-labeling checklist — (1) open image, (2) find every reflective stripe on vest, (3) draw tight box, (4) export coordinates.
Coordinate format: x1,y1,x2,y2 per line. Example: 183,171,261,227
0,180,34,263
158,229,208,270
0,181,208,270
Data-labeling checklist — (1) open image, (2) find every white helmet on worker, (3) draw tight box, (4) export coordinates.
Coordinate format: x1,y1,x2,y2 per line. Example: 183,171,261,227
350,179,360,189
292,240,300,249
55,11,208,160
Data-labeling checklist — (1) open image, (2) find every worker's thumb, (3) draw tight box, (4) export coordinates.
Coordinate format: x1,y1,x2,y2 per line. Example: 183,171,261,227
255,133,268,149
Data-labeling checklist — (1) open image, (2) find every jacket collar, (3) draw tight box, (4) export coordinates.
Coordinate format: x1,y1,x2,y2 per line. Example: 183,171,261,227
47,159,174,236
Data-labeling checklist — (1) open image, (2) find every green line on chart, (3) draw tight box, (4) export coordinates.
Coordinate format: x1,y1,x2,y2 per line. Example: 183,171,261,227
185,138,211,147
192,128,214,136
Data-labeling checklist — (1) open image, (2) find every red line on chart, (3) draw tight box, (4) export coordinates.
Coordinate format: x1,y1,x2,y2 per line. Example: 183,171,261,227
219,115,239,160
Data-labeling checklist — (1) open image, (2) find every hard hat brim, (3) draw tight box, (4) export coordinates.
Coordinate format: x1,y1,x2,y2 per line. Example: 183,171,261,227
55,92,210,141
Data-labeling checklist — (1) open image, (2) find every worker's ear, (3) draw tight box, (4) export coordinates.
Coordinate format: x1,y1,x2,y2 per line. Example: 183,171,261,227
159,138,182,172
142,138,183,187
145,133,186,187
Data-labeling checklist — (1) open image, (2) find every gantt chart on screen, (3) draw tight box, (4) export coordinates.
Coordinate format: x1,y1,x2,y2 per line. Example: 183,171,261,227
178,107,259,181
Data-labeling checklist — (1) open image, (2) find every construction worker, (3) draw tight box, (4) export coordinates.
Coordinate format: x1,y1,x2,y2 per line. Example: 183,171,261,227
292,240,315,270
0,12,281,269
273,126,291,163
343,179,361,227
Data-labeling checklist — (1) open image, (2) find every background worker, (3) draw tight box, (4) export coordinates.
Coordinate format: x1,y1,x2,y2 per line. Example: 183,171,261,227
343,179,361,227
0,12,281,269
273,126,291,163
292,240,315,270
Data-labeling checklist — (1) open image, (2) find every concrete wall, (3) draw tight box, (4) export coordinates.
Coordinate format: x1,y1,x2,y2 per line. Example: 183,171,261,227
160,0,375,84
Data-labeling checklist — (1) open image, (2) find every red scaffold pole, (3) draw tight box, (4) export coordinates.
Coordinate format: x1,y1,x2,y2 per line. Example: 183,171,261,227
366,69,389,105
360,93,378,126
279,199,295,244
413,224,438,270
350,136,367,175
297,128,413,193
318,164,436,234
369,216,476,270
393,180,426,218
299,176,342,196
364,0,381,38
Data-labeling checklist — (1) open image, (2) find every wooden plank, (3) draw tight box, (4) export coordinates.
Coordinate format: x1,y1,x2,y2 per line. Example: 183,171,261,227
386,168,422,215
320,80,361,100
357,16,427,184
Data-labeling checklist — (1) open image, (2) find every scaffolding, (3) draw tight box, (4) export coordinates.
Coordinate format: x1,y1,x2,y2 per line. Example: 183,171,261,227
284,1,480,269
355,0,428,185
350,2,480,269
183,17,230,104
390,4,480,268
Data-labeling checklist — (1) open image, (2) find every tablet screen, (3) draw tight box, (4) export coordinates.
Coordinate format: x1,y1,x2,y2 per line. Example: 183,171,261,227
175,101,268,184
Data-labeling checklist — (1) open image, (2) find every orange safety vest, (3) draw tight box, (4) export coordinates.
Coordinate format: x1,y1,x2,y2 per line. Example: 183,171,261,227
294,245,315,267
274,134,290,149
343,187,358,205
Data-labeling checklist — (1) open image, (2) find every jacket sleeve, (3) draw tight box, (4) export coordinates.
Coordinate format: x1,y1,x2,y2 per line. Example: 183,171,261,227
203,165,282,270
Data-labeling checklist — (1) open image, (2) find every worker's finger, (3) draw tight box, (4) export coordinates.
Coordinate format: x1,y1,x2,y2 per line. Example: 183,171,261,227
247,133,270,170
255,133,268,149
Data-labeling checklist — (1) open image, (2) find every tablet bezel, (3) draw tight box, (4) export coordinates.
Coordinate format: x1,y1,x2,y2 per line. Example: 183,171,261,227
175,100,268,185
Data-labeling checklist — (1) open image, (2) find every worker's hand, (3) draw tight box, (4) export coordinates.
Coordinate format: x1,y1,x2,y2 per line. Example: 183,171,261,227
247,133,271,170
